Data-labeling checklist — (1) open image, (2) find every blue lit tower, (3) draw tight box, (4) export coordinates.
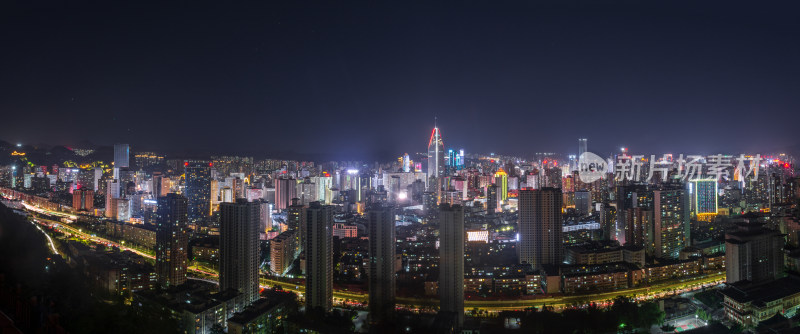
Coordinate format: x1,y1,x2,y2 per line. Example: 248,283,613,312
689,179,718,218
113,143,129,179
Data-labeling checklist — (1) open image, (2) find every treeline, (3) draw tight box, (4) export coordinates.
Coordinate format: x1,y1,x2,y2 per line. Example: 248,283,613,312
506,297,665,333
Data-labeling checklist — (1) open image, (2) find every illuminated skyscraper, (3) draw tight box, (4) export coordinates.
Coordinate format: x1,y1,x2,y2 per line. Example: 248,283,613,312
368,204,396,326
438,204,464,327
113,144,129,180
518,188,563,268
578,138,588,158
495,168,508,201
185,161,211,224
220,199,260,310
114,143,130,168
155,193,188,288
427,124,445,188
305,202,333,312
690,179,718,218
287,198,306,255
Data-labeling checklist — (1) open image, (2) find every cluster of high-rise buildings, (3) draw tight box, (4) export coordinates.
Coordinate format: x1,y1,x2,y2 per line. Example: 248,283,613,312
2,123,800,332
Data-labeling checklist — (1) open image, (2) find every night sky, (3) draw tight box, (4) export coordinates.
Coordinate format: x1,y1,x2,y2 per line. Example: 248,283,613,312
2,1,799,160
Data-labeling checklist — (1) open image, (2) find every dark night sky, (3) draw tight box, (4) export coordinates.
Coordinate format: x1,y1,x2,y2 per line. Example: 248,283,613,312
1,1,799,160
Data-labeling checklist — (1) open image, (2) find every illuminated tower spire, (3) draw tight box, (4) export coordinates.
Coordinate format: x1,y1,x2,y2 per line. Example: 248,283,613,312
427,121,445,190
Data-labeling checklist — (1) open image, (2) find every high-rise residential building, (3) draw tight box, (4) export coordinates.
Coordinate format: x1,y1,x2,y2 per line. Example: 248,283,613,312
305,202,333,312
600,204,617,241
486,184,498,214
690,179,718,219
155,193,189,288
578,138,588,158
427,125,445,197
220,199,260,309
574,190,591,216
615,185,652,246
726,221,784,284
185,161,212,224
518,188,563,268
296,179,317,205
438,204,464,327
274,177,297,211
270,230,296,276
545,168,562,189
286,198,306,256
624,207,653,252
114,197,131,222
653,188,689,259
72,188,94,211
368,205,396,326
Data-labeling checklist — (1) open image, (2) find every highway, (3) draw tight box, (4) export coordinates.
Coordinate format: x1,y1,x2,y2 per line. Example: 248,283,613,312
20,200,726,313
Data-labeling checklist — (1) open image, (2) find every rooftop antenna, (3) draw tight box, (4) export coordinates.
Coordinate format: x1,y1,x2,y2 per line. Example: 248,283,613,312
434,116,438,128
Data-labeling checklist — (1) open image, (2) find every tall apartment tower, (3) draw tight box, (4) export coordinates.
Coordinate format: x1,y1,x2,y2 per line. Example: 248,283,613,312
368,205,396,326
105,179,120,218
518,188,563,268
286,198,306,256
73,188,94,212
486,184,498,214
155,193,189,288
305,202,333,312
274,177,298,211
438,204,465,327
726,221,784,284
220,199,260,310
184,161,211,224
653,188,689,259
270,230,296,276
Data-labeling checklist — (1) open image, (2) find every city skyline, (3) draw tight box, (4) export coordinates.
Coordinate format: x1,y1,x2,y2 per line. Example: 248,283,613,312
2,1,800,333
